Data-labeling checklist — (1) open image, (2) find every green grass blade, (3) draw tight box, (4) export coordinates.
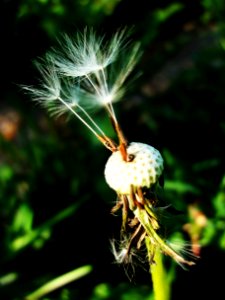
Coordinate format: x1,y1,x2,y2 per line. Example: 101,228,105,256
25,265,93,300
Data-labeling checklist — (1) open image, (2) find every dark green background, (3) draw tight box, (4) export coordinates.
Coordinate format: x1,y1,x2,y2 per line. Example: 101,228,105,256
1,1,225,299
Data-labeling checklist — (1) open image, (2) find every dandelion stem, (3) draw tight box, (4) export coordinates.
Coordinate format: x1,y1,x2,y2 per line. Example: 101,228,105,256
148,244,171,300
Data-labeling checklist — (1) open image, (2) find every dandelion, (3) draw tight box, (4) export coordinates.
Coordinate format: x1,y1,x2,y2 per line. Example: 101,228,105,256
23,28,196,280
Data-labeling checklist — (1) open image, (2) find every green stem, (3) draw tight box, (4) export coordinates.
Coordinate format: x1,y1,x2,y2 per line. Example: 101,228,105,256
149,246,170,300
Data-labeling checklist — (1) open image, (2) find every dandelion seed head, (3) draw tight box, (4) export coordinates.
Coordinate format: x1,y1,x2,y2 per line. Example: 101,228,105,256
105,142,164,194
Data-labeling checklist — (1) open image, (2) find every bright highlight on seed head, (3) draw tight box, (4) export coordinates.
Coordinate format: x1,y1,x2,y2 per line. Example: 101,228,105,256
105,142,164,194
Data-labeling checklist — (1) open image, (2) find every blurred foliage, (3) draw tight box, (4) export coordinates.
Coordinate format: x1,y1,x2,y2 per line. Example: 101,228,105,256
17,0,121,37
1,0,225,299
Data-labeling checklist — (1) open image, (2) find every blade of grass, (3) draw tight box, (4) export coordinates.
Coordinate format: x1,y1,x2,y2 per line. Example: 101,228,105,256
25,265,93,300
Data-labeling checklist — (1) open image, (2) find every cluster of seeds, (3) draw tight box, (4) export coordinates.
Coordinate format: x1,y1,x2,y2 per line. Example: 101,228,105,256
104,142,164,194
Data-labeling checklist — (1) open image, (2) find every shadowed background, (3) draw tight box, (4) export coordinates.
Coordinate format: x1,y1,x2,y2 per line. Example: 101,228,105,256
0,0,225,299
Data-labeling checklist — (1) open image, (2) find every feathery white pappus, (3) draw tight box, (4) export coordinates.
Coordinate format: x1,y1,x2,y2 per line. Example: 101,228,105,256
22,28,141,142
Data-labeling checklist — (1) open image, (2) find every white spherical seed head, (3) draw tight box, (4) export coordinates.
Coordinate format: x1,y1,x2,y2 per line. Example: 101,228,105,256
104,142,164,194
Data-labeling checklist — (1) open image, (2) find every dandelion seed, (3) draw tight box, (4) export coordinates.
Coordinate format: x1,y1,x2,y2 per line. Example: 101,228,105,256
110,239,131,265
23,59,108,141
24,29,196,278
23,28,141,152
110,237,146,280
48,29,141,111
23,59,61,103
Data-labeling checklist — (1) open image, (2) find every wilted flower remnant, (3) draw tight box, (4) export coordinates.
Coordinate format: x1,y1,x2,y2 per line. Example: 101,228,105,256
23,29,195,272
